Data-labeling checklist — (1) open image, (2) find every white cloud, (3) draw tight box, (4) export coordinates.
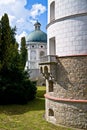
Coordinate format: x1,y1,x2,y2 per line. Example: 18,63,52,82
8,15,16,25
17,18,25,23
16,31,28,44
30,4,46,19
30,19,37,25
0,0,16,5
0,0,46,43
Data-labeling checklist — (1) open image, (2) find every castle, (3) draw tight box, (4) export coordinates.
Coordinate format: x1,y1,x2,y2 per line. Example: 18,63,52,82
39,0,87,129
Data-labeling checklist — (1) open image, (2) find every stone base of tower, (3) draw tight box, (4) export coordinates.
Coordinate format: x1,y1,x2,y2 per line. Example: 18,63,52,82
45,56,87,130
45,97,87,129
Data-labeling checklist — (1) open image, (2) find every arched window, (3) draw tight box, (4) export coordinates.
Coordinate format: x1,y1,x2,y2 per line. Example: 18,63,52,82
40,51,45,57
40,67,43,73
44,66,48,74
50,1,55,21
49,109,54,116
49,81,54,92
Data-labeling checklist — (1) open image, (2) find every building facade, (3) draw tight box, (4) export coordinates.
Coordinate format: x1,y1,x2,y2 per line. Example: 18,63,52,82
26,21,47,82
39,0,87,129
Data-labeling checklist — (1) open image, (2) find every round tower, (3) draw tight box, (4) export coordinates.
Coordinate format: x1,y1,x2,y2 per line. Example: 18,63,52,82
44,0,87,129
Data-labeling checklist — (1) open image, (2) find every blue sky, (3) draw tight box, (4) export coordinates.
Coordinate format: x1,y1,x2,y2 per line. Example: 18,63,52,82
0,0,47,43
26,0,47,33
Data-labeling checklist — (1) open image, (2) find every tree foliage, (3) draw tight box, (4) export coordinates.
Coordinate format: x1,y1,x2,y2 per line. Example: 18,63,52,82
20,37,27,70
0,13,12,68
0,13,37,104
0,21,1,61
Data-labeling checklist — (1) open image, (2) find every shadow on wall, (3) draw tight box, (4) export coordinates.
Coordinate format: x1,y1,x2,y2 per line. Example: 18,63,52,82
56,58,73,90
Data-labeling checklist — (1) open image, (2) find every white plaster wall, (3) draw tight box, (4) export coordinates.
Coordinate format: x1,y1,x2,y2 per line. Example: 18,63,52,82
48,0,87,23
48,0,87,56
55,0,87,19
27,42,47,69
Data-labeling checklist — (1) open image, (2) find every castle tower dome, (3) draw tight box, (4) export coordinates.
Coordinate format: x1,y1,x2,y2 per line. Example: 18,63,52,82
26,21,47,43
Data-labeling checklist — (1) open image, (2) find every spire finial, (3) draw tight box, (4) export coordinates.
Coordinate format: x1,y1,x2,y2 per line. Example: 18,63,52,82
34,20,41,30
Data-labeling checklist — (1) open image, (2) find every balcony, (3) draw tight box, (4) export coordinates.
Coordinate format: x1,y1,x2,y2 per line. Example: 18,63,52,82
39,55,58,65
39,55,58,81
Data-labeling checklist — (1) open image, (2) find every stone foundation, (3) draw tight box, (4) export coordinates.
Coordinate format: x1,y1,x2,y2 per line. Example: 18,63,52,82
45,56,87,129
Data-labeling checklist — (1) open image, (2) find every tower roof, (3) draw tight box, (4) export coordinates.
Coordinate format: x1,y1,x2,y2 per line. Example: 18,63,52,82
34,20,41,30
26,21,47,43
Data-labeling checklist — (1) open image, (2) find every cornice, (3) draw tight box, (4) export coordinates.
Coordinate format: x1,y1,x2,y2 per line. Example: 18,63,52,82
47,12,87,29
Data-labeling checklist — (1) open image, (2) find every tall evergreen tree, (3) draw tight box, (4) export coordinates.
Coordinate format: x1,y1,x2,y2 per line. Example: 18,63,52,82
0,21,1,47
1,13,12,68
0,13,36,104
11,26,16,45
7,27,20,70
20,37,27,70
0,21,2,70
0,21,1,58
0,14,19,70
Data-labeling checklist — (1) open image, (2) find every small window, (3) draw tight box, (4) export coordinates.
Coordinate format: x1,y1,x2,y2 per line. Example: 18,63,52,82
40,67,43,73
40,51,45,57
50,1,55,21
44,66,48,74
32,45,34,48
49,81,53,92
49,37,56,55
41,45,43,48
49,109,54,116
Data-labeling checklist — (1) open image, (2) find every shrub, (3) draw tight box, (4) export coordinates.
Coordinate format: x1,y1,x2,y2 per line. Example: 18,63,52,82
0,69,37,104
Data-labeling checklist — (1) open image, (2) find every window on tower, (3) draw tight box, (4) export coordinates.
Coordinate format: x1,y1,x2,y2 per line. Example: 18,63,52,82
49,37,56,55
49,80,54,92
49,109,54,116
50,1,55,22
40,51,45,58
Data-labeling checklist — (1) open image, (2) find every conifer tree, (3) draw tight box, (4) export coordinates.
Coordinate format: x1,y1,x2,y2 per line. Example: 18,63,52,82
0,13,36,104
0,14,19,70
0,21,1,58
20,37,27,70
0,21,2,69
0,21,1,47
1,13,12,68
11,26,16,45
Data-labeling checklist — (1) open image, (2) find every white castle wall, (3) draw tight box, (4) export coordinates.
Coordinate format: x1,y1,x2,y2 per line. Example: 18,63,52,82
45,0,87,129
47,0,87,56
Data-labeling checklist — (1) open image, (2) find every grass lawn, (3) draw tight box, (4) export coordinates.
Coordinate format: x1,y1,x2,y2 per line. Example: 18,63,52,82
0,86,72,130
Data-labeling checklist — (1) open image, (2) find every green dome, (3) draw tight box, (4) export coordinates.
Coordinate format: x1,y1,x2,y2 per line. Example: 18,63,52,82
26,30,47,43
26,21,47,43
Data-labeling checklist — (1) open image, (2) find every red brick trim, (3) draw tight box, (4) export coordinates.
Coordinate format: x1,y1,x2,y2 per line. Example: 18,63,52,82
44,94,87,103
